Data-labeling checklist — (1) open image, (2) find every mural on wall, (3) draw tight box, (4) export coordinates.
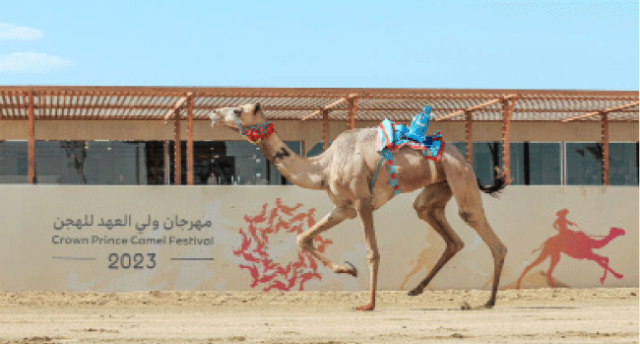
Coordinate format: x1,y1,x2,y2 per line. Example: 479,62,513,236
234,198,332,291
0,186,636,292
516,208,626,289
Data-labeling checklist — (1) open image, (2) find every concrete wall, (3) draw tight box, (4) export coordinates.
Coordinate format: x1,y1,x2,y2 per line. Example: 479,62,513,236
0,185,636,292
1,120,637,155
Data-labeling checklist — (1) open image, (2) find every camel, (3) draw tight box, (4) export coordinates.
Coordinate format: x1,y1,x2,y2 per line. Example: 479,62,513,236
517,227,625,289
208,103,507,311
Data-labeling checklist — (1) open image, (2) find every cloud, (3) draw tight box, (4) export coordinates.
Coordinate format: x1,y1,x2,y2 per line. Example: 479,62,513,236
0,52,71,73
0,23,43,40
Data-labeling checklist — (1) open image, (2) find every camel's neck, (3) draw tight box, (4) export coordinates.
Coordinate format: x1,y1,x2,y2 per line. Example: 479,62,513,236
256,133,328,190
588,229,623,249
597,230,622,245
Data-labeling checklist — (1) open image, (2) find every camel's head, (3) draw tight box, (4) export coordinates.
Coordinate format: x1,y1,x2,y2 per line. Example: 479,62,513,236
610,227,626,237
208,103,266,131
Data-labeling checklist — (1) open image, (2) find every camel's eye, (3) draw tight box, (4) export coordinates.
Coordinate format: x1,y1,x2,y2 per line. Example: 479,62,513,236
233,108,242,116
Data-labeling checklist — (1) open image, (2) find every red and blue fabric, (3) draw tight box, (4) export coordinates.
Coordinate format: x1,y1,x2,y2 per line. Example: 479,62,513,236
371,106,445,196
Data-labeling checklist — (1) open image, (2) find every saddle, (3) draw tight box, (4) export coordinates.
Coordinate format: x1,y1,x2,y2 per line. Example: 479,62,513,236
371,106,445,195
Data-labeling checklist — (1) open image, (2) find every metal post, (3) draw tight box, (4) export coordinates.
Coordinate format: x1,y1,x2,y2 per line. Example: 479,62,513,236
174,111,182,185
164,140,170,185
323,109,330,151
465,111,473,167
187,94,195,185
601,112,610,185
560,141,567,185
348,97,359,130
27,90,36,184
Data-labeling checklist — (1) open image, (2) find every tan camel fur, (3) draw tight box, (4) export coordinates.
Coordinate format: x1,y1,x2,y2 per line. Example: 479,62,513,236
209,103,507,311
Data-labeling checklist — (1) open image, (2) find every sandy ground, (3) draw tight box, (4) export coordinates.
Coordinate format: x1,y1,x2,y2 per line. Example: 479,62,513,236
0,288,637,344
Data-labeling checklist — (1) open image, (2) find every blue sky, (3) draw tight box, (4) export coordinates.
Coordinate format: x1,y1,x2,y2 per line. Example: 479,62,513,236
0,1,637,90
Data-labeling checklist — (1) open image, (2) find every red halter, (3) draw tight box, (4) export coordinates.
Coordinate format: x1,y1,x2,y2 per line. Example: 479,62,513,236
242,122,275,144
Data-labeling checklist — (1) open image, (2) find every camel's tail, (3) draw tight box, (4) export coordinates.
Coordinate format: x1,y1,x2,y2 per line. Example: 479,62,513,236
477,167,506,198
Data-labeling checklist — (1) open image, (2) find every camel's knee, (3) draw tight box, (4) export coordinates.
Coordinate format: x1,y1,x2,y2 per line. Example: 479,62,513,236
367,251,380,265
296,234,312,251
341,207,358,219
450,238,465,254
412,198,426,213
494,244,507,261
458,209,479,226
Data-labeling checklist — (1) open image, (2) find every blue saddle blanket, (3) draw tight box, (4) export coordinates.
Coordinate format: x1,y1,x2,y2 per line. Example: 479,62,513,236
375,119,444,160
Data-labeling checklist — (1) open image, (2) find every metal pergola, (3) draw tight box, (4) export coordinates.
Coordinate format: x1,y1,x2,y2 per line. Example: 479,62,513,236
0,86,638,186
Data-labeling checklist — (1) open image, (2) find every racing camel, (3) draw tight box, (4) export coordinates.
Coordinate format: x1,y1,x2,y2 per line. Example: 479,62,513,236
209,103,507,311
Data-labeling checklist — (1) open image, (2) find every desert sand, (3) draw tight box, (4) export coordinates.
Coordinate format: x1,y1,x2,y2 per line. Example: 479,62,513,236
0,287,637,344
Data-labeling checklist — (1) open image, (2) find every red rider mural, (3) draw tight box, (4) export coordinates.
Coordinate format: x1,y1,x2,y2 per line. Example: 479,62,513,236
234,198,332,291
517,208,626,288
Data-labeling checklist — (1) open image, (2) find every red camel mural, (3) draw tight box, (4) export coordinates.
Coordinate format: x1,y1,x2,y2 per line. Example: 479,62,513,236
517,208,625,289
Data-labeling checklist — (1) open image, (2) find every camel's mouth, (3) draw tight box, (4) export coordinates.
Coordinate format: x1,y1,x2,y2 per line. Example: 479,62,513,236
207,111,223,127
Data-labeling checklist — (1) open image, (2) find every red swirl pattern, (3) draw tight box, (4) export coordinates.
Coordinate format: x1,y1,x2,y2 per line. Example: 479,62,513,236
234,198,332,291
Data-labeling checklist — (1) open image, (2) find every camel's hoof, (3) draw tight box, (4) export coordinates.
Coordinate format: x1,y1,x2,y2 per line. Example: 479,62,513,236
408,287,423,297
355,303,375,311
344,261,358,277
460,302,493,311
483,301,495,309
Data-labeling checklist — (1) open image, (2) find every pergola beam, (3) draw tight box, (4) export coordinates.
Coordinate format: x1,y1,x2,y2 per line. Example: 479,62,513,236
187,94,195,185
174,111,182,185
348,96,359,130
561,101,640,122
301,94,358,121
465,111,473,167
601,112,610,185
163,95,189,122
323,109,330,151
2,104,639,116
435,94,517,122
502,97,518,185
27,90,36,184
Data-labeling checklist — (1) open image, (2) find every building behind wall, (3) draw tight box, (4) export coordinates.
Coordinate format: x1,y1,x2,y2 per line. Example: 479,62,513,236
0,87,637,186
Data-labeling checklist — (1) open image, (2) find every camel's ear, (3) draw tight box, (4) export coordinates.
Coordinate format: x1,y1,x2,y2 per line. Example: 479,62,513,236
254,103,261,114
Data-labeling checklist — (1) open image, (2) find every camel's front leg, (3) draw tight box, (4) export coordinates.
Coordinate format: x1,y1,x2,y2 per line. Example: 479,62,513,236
591,255,624,284
355,200,379,311
296,206,358,276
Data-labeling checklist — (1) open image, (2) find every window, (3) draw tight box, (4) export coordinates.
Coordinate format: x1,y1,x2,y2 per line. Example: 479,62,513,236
449,142,503,186
510,142,562,185
162,141,304,185
0,141,28,183
306,142,331,158
565,142,603,185
35,141,147,185
1,139,636,186
610,142,639,185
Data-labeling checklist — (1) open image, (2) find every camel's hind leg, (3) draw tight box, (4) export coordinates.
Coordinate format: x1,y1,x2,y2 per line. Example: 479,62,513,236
443,159,507,308
408,181,462,296
297,206,358,275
